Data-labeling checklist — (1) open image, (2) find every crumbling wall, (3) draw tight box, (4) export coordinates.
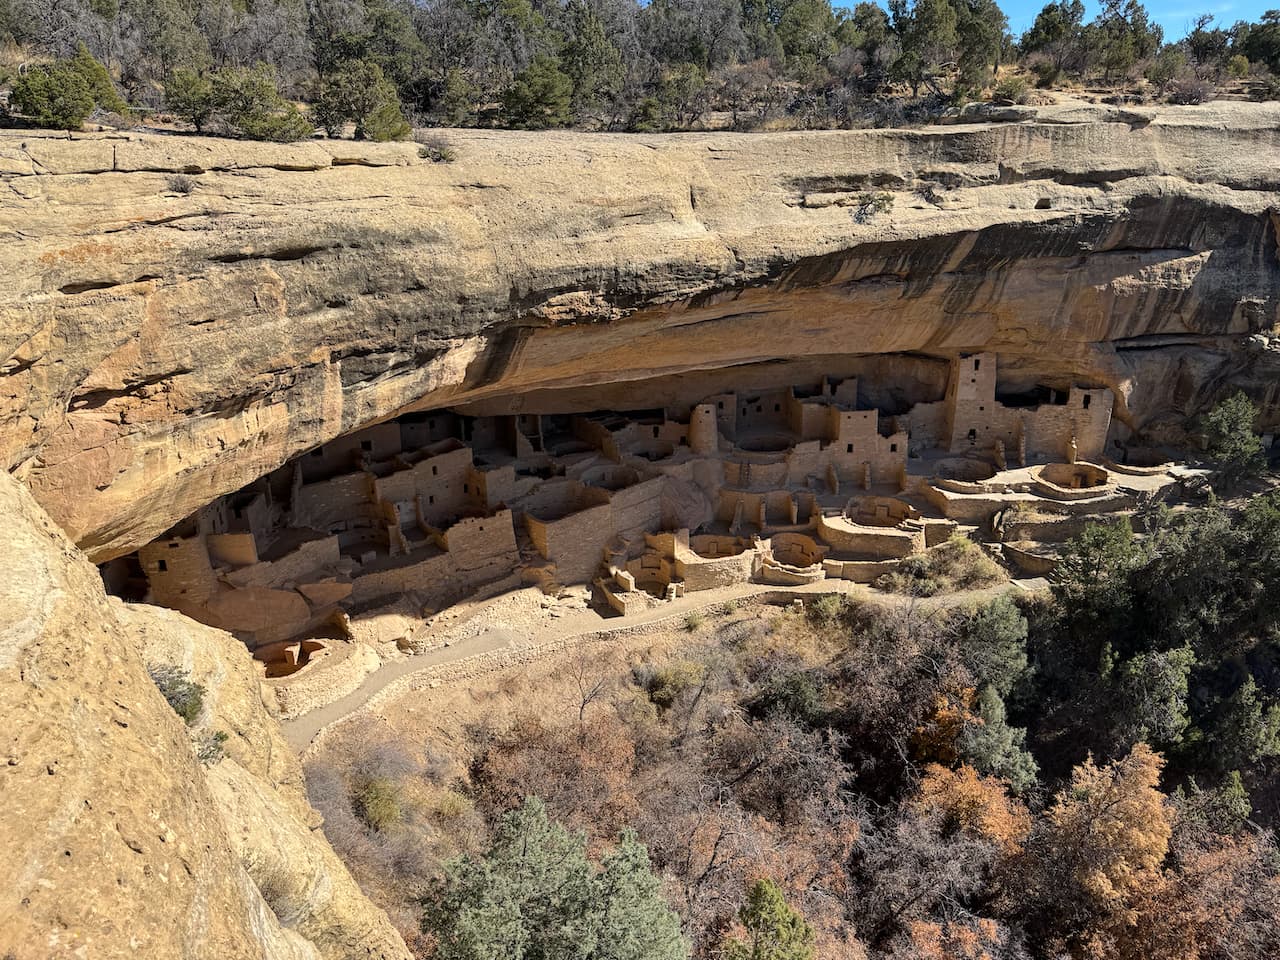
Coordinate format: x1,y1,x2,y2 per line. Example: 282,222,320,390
399,412,459,451
771,532,826,567
677,550,755,590
293,472,376,532
817,515,922,558
203,585,314,648
610,476,666,541
526,500,614,584
823,557,900,582
372,446,475,526
443,510,519,572
735,389,792,434
301,423,402,482
225,537,342,590
140,537,218,608
207,532,259,568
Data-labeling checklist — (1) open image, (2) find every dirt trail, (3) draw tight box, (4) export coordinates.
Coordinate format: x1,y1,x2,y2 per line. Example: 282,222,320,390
281,576,1049,753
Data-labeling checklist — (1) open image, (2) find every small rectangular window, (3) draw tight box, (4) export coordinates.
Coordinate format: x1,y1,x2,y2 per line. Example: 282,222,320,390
846,444,853,453
717,401,724,410
774,403,781,413
464,484,469,494
653,426,660,438
1083,395,1091,409
890,443,897,453
157,559,168,572
168,542,180,549
974,358,981,371
432,465,438,476
429,495,434,504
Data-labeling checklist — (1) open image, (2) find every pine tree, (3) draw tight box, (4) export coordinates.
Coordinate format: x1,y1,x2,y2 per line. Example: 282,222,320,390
561,0,624,118
597,834,689,960
11,62,95,130
722,878,815,960
1201,391,1265,486
315,59,410,140
502,55,573,129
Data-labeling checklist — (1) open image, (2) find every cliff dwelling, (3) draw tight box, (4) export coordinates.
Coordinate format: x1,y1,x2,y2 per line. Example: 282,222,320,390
101,350,1184,677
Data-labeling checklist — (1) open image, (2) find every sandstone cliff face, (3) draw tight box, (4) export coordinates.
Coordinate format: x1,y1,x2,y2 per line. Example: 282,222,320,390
1,102,1278,560
0,470,410,960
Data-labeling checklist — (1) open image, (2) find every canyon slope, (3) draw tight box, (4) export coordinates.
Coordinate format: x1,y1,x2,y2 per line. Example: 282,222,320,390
2,101,1279,563
0,469,411,959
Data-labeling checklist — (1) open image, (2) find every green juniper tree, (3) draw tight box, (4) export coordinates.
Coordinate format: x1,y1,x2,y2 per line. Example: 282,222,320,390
1201,391,1265,486
422,797,687,960
315,58,410,140
722,878,814,960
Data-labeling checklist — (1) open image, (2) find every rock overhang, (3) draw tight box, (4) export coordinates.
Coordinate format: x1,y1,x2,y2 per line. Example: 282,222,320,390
2,101,1279,560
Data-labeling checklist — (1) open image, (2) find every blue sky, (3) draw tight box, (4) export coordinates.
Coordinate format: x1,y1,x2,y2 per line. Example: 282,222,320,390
1001,0,1274,38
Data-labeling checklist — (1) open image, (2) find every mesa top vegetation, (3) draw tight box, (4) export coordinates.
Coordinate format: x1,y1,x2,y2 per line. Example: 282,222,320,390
1,0,1278,139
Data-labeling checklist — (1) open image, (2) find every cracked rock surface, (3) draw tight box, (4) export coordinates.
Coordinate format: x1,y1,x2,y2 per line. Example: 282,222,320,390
2,101,1279,560
0,469,412,959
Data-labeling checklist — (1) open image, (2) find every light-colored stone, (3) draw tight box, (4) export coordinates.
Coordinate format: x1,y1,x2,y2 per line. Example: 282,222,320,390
0,470,410,960
2,104,1279,563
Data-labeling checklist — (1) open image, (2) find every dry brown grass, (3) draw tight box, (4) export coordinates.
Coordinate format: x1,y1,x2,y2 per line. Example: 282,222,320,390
876,536,1007,597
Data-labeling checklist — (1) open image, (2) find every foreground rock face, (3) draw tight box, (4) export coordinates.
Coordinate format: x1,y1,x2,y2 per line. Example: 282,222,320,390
0,471,411,959
2,102,1279,560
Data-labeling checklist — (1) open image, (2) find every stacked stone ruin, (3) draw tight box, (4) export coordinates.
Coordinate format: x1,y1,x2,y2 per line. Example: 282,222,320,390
105,352,1163,666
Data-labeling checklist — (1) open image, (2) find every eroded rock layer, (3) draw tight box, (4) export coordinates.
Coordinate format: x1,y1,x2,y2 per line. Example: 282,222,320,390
0,469,411,959
2,101,1279,560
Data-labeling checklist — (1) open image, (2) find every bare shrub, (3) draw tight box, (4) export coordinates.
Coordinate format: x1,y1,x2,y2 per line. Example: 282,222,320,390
992,76,1030,104
166,173,196,194
414,130,456,162
1167,77,1215,104
875,536,1005,596
147,664,204,725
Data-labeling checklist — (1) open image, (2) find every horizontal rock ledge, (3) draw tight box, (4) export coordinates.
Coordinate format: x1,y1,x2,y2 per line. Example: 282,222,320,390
1,101,1279,560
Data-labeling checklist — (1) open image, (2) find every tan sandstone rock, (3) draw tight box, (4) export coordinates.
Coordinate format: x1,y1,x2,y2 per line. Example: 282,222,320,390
0,470,410,960
1,103,1278,561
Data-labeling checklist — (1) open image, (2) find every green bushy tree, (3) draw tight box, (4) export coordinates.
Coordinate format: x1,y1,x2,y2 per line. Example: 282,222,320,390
961,685,1039,793
11,44,127,130
561,0,624,117
165,67,215,131
422,797,686,960
1201,391,1265,485
1020,0,1085,77
1241,10,1280,74
890,0,959,95
165,64,312,142
11,63,95,130
213,64,313,142
315,59,410,141
68,42,128,114
502,55,573,129
1206,677,1280,771
722,878,814,960
1085,0,1162,81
